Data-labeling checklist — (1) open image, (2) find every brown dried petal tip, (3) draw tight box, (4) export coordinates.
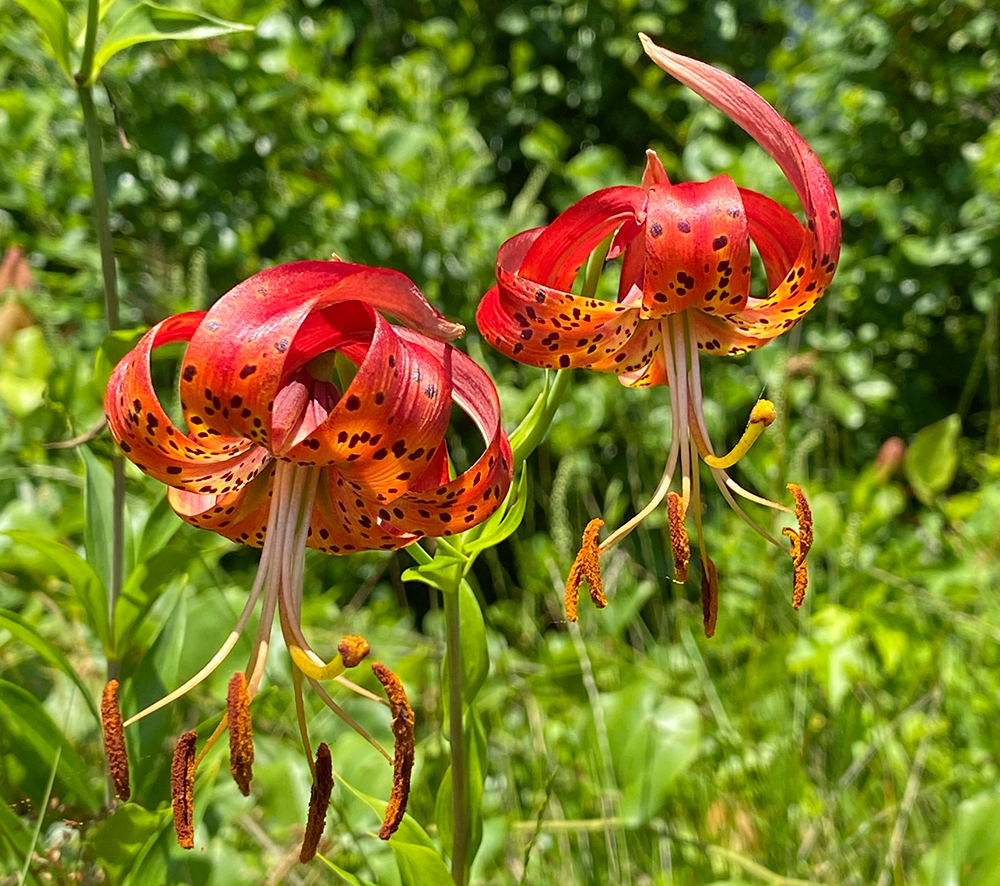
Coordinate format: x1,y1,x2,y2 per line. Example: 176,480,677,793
227,672,254,796
101,680,130,801
565,517,607,621
337,635,371,669
701,555,719,638
299,742,333,863
782,483,814,609
667,492,690,583
171,730,198,849
371,662,415,840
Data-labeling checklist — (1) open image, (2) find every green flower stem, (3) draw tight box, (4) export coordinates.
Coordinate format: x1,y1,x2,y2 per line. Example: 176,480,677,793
79,81,125,674
443,585,469,886
77,0,100,88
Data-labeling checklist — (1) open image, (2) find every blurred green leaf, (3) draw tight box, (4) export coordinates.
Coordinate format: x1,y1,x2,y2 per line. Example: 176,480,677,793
90,2,253,83
0,679,100,811
905,414,961,505
4,530,109,650
89,804,172,886
918,792,1000,886
0,608,100,723
80,445,115,598
10,0,72,79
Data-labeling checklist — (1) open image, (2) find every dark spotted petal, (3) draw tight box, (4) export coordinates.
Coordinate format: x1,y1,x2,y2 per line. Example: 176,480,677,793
284,311,451,496
104,313,271,494
167,464,275,548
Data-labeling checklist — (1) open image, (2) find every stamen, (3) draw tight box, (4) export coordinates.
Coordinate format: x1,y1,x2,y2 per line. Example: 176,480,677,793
782,483,813,609
171,730,198,849
371,662,415,840
565,517,607,621
299,742,333,863
227,672,254,796
338,635,371,668
701,555,719,638
667,492,690,582
704,400,777,469
101,680,130,801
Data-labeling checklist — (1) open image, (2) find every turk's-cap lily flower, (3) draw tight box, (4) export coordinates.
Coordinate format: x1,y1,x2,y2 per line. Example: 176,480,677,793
101,260,513,856
477,36,839,633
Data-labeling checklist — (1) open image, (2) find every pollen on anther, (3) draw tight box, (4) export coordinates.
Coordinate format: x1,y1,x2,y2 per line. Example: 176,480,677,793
227,672,254,796
371,662,415,840
299,742,333,863
667,492,690,583
565,517,607,621
101,680,130,801
701,555,719,638
171,730,198,849
783,483,813,609
337,635,371,668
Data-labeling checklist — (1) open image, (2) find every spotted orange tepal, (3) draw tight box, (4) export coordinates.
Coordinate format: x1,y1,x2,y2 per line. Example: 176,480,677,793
102,259,512,857
477,36,838,634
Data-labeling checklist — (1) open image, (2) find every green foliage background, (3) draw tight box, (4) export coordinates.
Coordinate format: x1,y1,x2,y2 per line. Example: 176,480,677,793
1,0,999,884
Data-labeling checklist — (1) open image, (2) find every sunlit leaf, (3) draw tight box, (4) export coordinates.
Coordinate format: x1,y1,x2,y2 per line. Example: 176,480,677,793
10,0,72,79
90,2,253,81
905,414,961,505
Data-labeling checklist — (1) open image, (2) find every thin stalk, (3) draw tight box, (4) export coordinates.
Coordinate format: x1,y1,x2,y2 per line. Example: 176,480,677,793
76,0,100,88
79,83,125,673
443,586,468,886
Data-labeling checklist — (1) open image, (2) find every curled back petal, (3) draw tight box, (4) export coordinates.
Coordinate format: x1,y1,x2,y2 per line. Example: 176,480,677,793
375,334,513,538
167,464,275,547
639,35,841,268
105,313,271,494
284,312,452,496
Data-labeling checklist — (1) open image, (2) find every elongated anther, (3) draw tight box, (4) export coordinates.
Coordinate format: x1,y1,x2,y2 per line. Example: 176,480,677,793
667,492,690,583
782,483,813,609
101,680,130,801
299,742,333,863
227,672,254,796
705,400,777,469
701,555,719,638
171,730,198,849
565,518,607,621
337,635,370,668
371,662,415,840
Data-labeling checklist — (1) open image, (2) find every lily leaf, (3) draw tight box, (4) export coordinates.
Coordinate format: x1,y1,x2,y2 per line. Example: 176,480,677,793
10,0,73,79
460,465,528,556
90,2,253,81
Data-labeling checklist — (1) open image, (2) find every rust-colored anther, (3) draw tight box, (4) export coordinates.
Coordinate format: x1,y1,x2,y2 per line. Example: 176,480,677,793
701,555,719,638
371,662,415,840
101,680,130,801
782,483,813,609
171,730,198,849
337,635,371,668
565,517,607,621
299,742,333,863
667,492,690,583
227,672,254,796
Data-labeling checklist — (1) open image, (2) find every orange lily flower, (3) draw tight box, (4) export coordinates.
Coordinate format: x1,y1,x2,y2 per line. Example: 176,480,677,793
102,260,512,853
477,36,839,633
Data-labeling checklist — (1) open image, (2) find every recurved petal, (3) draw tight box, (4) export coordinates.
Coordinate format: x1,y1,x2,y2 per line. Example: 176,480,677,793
478,228,641,371
284,312,452,496
639,35,841,268
167,464,275,547
105,313,270,493
373,335,513,538
518,186,646,288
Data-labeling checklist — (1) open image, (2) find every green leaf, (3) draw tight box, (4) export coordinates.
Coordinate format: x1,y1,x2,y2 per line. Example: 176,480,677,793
603,683,700,823
434,707,486,873
316,856,378,886
336,773,454,884
80,445,116,598
905,414,961,505
0,609,100,724
4,530,109,650
88,804,172,886
918,792,1000,886
91,2,253,81
0,679,101,811
401,553,466,594
10,0,72,79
